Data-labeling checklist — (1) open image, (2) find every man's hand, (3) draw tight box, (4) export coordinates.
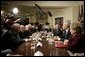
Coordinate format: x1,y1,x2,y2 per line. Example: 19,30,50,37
63,39,69,45
24,38,31,42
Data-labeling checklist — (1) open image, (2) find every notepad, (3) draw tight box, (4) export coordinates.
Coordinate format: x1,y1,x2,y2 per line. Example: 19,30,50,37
55,41,66,48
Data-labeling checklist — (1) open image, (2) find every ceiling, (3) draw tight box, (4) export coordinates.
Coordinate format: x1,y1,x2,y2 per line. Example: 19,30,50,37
1,1,84,9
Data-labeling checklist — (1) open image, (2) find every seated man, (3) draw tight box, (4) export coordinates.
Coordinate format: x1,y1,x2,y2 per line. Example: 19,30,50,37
1,23,29,51
19,25,26,39
52,24,62,37
42,22,51,32
60,21,71,41
24,25,32,38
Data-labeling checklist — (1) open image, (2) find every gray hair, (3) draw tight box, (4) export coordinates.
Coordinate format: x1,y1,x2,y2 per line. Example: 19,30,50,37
11,23,20,28
11,23,20,31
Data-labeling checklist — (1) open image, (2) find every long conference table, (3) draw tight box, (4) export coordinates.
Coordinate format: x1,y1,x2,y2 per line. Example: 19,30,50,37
10,32,69,56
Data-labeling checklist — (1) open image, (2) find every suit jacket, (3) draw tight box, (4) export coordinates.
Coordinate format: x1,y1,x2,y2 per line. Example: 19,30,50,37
60,29,71,41
53,28,62,37
19,31,26,39
67,33,85,53
1,30,25,51
24,30,32,38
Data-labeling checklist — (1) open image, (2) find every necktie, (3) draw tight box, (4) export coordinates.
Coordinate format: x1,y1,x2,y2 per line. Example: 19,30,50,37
17,34,20,40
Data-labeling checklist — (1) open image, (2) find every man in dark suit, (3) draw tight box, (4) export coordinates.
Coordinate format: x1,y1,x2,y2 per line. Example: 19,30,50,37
24,25,32,38
60,22,71,41
53,24,62,37
19,25,26,39
1,23,28,51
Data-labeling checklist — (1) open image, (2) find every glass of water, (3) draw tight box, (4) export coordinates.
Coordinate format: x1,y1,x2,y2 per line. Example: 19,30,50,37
50,51,57,56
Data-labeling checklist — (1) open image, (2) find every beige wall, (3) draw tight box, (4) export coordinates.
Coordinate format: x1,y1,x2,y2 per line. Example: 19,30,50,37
47,6,79,27
72,6,79,23
1,5,80,26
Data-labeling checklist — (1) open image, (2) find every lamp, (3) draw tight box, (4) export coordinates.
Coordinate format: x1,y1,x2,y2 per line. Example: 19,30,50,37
12,8,18,14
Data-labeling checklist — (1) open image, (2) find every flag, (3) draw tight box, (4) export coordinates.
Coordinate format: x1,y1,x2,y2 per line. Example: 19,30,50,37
78,4,84,22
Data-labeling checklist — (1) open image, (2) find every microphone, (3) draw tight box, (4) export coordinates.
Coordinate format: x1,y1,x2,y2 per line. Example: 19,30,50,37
48,11,52,17
35,4,41,10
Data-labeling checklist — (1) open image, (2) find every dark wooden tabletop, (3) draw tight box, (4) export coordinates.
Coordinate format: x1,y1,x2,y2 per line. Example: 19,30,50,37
11,38,69,56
